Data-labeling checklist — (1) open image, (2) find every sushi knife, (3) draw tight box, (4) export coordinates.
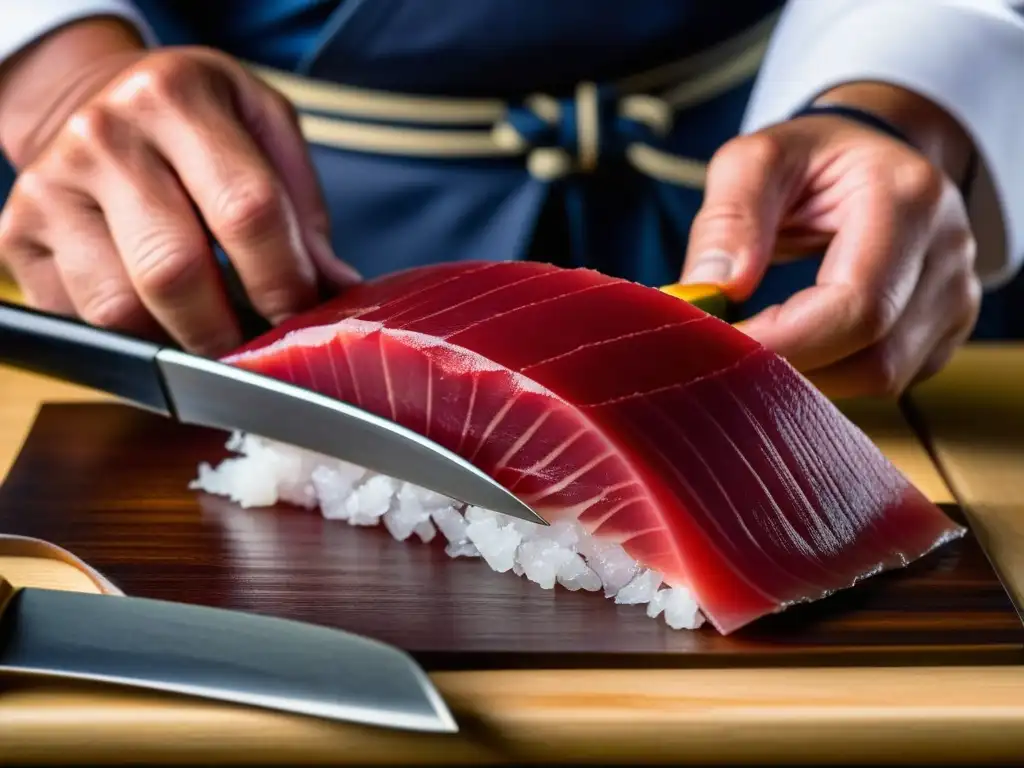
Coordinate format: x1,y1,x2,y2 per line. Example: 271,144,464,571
0,573,458,733
0,298,548,526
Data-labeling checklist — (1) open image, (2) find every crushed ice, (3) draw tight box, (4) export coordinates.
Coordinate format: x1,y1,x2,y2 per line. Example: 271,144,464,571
189,432,706,631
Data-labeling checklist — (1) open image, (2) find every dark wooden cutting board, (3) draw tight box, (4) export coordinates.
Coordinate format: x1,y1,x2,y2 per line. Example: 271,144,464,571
0,402,1021,670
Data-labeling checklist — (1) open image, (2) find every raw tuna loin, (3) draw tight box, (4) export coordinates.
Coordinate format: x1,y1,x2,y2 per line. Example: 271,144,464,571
222,261,964,634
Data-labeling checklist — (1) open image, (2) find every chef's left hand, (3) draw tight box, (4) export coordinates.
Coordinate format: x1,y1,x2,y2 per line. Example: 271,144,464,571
680,83,981,399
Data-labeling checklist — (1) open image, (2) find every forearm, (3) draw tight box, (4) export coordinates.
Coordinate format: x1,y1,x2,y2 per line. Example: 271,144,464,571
0,17,144,168
813,81,975,188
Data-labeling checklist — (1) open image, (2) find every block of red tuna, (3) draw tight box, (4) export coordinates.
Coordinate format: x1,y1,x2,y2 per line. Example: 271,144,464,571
222,260,965,634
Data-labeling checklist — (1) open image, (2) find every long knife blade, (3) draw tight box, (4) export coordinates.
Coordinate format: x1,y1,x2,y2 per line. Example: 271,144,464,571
0,582,457,733
0,299,547,526
155,349,547,525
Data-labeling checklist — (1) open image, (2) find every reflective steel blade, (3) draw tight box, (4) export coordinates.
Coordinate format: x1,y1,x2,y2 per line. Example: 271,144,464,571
0,584,457,733
155,349,548,526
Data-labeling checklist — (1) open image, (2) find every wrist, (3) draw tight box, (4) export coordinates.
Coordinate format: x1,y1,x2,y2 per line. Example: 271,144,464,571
0,17,145,168
813,81,975,187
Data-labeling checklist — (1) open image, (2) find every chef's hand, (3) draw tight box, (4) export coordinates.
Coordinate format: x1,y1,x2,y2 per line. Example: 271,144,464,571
681,83,981,399
0,19,358,356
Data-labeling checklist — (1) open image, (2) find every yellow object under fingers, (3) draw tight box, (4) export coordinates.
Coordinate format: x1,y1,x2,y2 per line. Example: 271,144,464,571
659,282,729,319
0,269,22,304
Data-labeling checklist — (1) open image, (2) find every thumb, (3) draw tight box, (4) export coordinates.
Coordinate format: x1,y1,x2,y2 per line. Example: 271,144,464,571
681,134,795,301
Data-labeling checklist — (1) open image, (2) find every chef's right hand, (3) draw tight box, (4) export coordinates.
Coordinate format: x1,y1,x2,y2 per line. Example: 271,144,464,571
0,45,359,357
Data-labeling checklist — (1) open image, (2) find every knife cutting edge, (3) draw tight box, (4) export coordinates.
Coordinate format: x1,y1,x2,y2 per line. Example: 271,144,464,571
0,298,548,526
0,570,458,734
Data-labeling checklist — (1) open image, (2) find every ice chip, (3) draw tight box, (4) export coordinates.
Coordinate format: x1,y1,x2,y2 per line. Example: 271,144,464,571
413,518,437,543
431,506,471,543
661,587,705,630
614,569,663,605
445,539,481,558
466,518,522,573
588,544,640,597
556,553,602,592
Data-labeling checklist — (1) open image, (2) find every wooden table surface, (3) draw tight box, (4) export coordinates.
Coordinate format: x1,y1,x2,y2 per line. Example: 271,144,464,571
2,276,1024,765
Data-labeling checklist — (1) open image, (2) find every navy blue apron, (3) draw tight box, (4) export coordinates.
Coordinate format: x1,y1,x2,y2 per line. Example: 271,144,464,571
138,0,786,300
2,0,1020,336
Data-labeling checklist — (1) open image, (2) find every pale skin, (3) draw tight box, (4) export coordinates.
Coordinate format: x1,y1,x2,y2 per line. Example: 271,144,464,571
0,19,981,398
683,82,980,399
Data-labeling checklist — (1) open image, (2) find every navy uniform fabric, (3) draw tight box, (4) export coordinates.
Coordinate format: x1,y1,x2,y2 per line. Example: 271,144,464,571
0,0,1020,337
129,0,782,290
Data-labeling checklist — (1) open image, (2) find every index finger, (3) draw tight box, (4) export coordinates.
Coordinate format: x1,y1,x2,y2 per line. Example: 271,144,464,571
735,178,928,372
112,70,319,325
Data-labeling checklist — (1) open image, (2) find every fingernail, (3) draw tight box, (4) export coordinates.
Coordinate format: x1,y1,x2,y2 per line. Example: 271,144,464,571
307,229,362,287
333,259,363,284
681,250,735,285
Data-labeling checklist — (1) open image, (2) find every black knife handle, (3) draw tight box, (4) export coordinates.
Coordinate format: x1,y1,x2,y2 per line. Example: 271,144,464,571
0,300,172,415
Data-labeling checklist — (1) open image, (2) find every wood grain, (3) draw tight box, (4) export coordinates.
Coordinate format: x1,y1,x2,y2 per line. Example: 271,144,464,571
0,274,112,482
908,343,1024,617
4,528,1013,766
0,535,124,594
5,666,1024,765
0,402,1019,670
0,367,109,486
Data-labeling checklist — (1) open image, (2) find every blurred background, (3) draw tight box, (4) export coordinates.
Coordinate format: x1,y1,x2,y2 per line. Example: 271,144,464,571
1,130,1020,338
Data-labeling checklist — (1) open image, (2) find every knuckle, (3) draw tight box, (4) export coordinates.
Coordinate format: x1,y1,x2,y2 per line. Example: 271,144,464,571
78,284,145,329
62,106,124,163
952,267,983,322
864,344,907,398
965,272,983,316
0,204,47,269
212,180,282,240
131,233,205,300
850,286,902,346
110,54,202,110
0,218,20,257
65,105,120,147
939,228,982,324
952,226,978,268
52,135,97,175
895,157,946,211
10,169,55,208
0,194,32,244
0,226,23,264
717,132,785,171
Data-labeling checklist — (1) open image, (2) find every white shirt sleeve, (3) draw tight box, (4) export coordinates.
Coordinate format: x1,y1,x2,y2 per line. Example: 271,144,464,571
0,1,159,64
743,0,1024,290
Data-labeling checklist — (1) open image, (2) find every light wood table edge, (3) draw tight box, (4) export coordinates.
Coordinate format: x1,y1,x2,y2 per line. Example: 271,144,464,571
3,666,1024,765
3,555,1016,764
904,343,1024,617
